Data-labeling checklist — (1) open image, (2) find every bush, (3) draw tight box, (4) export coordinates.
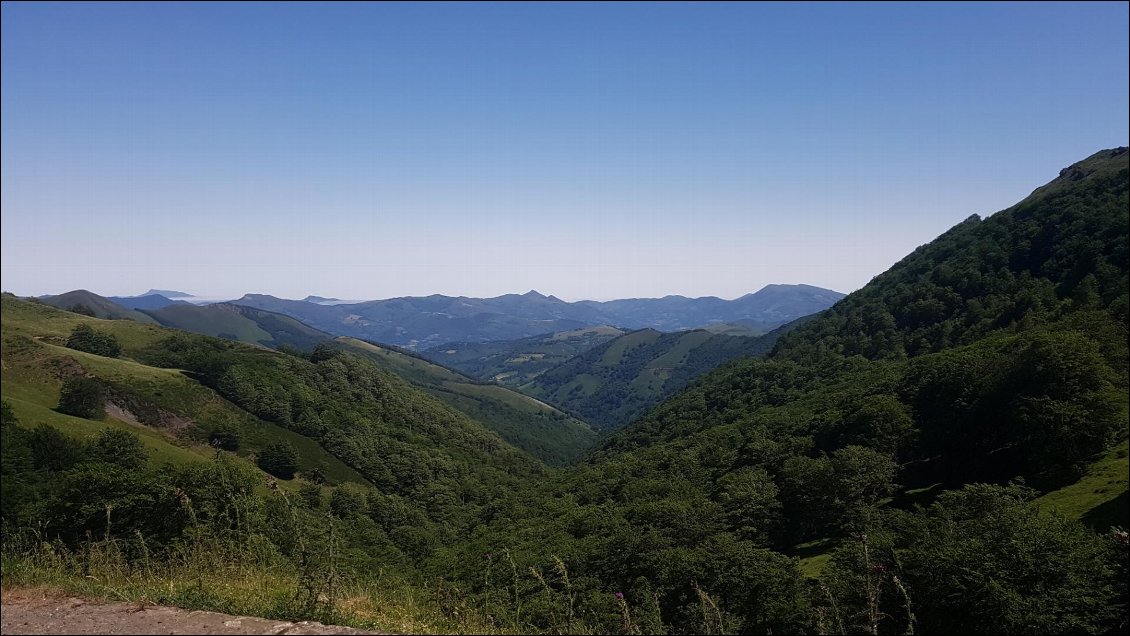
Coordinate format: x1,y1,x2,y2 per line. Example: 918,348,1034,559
257,441,299,479
330,485,366,518
68,303,96,317
27,424,87,471
208,425,241,451
56,376,106,419
92,427,148,469
66,324,121,358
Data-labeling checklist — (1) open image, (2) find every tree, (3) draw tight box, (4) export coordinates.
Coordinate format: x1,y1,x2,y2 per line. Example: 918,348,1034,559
26,424,87,471
56,376,106,419
299,482,324,509
208,425,241,451
66,324,121,358
717,467,782,545
895,483,1121,634
68,304,96,317
257,441,299,479
330,485,366,518
92,428,147,469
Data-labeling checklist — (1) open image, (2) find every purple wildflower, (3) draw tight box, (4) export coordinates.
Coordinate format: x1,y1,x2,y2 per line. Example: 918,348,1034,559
615,591,624,601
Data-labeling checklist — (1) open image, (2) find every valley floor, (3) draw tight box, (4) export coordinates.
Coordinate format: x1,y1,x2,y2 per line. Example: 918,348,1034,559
0,588,386,635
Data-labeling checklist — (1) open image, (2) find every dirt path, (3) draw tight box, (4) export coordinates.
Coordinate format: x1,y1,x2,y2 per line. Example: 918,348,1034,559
0,588,386,635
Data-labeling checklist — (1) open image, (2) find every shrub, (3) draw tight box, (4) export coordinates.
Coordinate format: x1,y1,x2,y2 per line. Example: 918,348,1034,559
257,441,299,479
208,424,241,451
92,427,148,469
56,376,106,419
66,324,122,358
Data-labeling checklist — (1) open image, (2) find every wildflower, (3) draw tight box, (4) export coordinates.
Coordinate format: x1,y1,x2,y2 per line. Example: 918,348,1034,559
615,591,624,600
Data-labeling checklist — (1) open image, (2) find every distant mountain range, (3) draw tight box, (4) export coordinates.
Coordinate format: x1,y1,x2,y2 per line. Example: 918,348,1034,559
231,284,844,349
29,283,844,351
575,284,846,332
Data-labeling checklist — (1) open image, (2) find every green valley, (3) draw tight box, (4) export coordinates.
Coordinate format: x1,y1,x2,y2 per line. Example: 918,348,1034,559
335,337,597,465
420,325,626,385
521,320,801,430
2,147,1128,635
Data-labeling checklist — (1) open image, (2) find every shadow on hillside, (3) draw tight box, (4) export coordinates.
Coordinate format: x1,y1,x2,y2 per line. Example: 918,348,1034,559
1081,489,1129,532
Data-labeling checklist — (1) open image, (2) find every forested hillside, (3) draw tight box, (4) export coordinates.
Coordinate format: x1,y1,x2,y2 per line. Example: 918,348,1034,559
335,337,598,465
1,295,544,579
431,147,1129,634
523,320,803,430
421,325,626,386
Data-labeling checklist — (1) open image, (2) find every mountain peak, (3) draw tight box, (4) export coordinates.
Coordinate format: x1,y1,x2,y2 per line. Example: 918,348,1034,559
522,290,547,299
143,289,192,298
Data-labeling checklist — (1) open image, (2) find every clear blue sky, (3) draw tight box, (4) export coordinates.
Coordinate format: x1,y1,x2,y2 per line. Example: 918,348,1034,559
2,2,1127,300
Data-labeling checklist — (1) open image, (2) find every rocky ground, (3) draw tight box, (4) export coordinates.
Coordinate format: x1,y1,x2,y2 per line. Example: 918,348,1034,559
0,588,386,635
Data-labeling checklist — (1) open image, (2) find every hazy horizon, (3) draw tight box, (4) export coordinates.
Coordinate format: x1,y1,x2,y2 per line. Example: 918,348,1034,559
3,3,1128,300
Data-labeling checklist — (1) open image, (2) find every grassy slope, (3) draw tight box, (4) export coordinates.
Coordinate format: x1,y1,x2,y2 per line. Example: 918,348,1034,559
1036,439,1129,531
0,295,368,486
37,290,158,325
145,303,274,343
143,303,332,350
337,337,597,465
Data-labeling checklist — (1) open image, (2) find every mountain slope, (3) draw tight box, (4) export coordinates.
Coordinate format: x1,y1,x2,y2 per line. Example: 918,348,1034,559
579,284,845,331
142,302,333,351
604,147,1128,480
522,320,803,430
37,290,159,324
108,293,191,311
2,294,544,558
434,147,1129,634
420,325,626,385
135,299,598,464
336,337,597,465
774,147,1129,364
0,295,367,485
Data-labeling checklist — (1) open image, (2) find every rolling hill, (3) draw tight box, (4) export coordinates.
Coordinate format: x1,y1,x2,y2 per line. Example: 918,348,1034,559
335,337,598,465
74,298,597,464
37,290,159,324
141,302,333,351
1,293,546,563
520,320,804,430
420,325,626,385
1,294,367,486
